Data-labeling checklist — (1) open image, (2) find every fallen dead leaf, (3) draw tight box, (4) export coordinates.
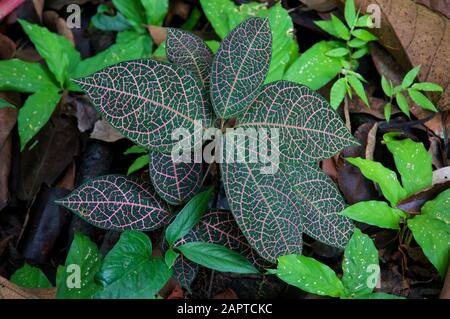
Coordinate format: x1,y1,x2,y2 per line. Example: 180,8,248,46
432,166,450,185
396,180,450,213
0,276,56,299
90,119,124,143
148,25,167,46
415,0,450,19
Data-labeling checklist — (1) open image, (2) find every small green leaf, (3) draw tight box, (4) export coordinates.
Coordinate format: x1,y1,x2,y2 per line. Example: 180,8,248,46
0,98,15,109
19,19,81,87
331,14,351,40
165,248,180,268
95,231,172,298
0,59,57,93
381,76,393,97
344,0,357,27
56,233,103,299
340,201,405,230
421,189,450,225
351,46,369,59
407,215,449,277
384,103,392,122
18,86,62,151
351,29,378,42
346,157,407,206
91,4,132,31
383,132,432,195
402,65,421,88
314,20,340,38
326,48,350,57
348,38,367,48
276,254,345,298
395,92,410,117
112,0,146,31
348,75,369,107
127,154,150,175
330,78,347,110
124,145,147,155
141,0,168,26
165,188,213,247
408,89,438,112
177,242,259,274
342,229,379,297
412,82,443,92
10,264,52,288
355,15,373,28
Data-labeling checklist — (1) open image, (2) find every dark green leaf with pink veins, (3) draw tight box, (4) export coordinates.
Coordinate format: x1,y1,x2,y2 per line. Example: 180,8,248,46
149,151,203,205
56,175,172,231
237,81,358,163
73,59,212,153
166,28,213,91
211,17,272,119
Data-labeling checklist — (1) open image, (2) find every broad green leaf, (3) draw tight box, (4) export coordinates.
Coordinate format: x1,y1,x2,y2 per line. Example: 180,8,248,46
348,75,369,106
95,231,172,298
314,20,340,38
165,248,179,268
402,65,421,88
351,29,378,42
384,103,392,122
91,4,132,31
74,59,212,153
395,91,410,117
330,78,347,110
383,132,432,195
284,41,342,90
127,154,149,175
56,175,172,231
421,189,450,224
141,0,168,26
412,82,443,92
124,145,147,155
344,0,357,27
0,59,56,93
56,233,102,299
165,188,213,247
276,254,345,297
331,14,350,40
149,152,203,205
112,0,146,31
381,76,392,97
237,81,358,163
342,229,379,297
211,17,271,118
72,35,153,79
19,19,81,87
18,86,62,151
326,48,350,57
0,98,15,109
199,0,236,39
340,201,405,230
10,264,52,288
355,292,405,299
408,89,438,112
177,242,259,274
346,157,407,206
407,215,449,277
166,28,213,90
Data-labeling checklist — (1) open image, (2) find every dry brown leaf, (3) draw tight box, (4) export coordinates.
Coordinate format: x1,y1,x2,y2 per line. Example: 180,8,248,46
0,276,56,299
432,166,450,184
299,0,337,12
148,25,167,46
90,119,124,142
415,0,450,19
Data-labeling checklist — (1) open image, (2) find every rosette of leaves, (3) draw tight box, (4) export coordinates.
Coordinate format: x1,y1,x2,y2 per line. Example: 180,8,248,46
57,18,358,266
340,132,449,277
0,19,149,150
274,229,404,299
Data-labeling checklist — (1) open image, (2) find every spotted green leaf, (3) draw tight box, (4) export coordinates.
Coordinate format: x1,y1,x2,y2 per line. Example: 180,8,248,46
421,189,450,224
73,59,212,153
56,233,103,299
18,86,62,151
141,0,168,26
276,254,345,297
95,231,172,298
10,264,52,289
346,157,407,206
342,229,379,297
0,59,56,93
56,175,172,231
383,133,432,196
210,17,272,118
340,201,405,230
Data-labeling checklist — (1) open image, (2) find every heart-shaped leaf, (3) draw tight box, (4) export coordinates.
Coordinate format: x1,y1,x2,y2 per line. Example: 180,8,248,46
237,81,358,163
74,59,212,153
166,28,213,91
211,17,272,118
149,151,203,205
56,175,172,231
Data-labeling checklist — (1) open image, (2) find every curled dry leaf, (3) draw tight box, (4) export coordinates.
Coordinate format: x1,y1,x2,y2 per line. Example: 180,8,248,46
0,276,56,299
